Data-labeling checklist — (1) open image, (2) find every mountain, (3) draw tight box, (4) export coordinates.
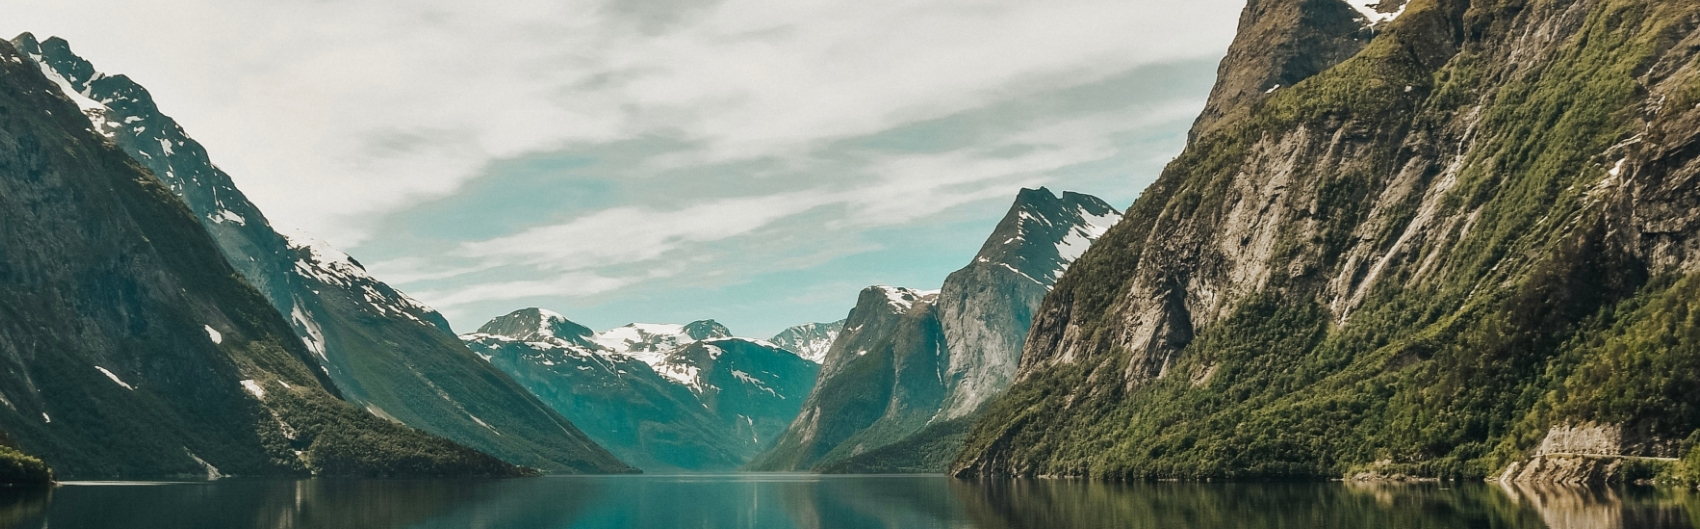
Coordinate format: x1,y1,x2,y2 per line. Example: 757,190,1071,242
465,310,819,471
0,37,526,479
749,188,1121,472
770,321,845,363
11,33,630,475
956,0,1700,485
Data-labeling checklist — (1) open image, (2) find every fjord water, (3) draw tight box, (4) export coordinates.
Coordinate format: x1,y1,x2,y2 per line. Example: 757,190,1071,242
0,475,1692,529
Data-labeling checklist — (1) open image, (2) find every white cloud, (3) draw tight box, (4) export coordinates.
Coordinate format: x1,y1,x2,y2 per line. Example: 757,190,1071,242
461,190,837,270
413,273,637,308
3,0,1241,247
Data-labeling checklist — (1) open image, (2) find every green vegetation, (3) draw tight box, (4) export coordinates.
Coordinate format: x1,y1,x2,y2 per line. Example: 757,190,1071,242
0,446,52,485
819,418,973,474
959,0,1700,481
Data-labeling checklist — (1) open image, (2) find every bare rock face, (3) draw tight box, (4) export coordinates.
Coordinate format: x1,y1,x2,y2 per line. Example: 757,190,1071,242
956,0,1700,481
749,189,1120,472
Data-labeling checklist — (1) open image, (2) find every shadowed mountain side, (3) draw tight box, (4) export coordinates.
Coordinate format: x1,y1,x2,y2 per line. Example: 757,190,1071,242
0,37,524,479
10,32,630,475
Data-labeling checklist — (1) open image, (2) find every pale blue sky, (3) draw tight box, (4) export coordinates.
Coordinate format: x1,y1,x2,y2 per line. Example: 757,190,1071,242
6,0,1241,337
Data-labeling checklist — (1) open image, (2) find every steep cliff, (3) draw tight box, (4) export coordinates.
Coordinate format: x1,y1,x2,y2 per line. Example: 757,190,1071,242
751,189,1121,472
0,37,527,479
10,33,630,474
957,0,1700,482
747,287,948,471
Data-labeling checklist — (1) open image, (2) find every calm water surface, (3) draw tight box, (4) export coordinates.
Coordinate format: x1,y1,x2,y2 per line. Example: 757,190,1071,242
0,474,1692,529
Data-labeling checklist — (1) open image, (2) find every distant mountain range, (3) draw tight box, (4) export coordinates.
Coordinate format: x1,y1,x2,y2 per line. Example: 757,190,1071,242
0,33,631,477
750,188,1121,472
464,311,818,471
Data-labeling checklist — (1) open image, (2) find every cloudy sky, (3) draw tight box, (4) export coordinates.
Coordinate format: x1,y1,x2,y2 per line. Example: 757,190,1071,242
6,0,1242,337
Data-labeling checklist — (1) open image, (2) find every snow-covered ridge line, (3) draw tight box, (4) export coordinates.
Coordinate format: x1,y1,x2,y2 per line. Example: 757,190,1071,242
470,312,807,400
874,286,938,312
285,231,439,326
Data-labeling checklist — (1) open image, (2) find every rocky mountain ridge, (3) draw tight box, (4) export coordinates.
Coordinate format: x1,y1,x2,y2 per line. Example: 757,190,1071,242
9,32,631,475
0,36,537,479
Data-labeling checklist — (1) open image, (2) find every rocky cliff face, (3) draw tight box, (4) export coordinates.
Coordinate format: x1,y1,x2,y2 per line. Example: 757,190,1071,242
10,33,629,475
747,287,948,471
465,309,818,471
937,188,1121,420
0,37,528,479
750,188,1121,472
956,0,1700,482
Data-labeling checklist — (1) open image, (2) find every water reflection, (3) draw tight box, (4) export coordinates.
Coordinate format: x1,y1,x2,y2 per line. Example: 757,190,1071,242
0,474,1689,529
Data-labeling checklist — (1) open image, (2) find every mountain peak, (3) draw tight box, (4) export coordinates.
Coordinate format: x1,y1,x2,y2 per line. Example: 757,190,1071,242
971,188,1122,286
683,320,732,341
475,308,598,347
869,286,939,313
770,320,845,363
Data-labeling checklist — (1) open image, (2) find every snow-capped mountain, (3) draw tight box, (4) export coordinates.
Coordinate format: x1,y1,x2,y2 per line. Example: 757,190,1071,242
751,187,1122,472
11,33,629,474
967,187,1122,287
464,309,818,471
594,320,733,365
936,188,1121,419
770,321,846,363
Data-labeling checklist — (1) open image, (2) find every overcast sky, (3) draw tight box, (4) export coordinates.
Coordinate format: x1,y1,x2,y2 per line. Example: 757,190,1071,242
5,0,1242,337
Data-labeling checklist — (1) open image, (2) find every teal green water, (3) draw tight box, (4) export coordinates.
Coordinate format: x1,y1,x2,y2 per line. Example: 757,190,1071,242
0,474,1693,528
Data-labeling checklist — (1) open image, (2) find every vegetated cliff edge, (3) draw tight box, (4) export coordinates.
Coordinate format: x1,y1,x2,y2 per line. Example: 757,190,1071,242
0,38,531,479
956,0,1700,484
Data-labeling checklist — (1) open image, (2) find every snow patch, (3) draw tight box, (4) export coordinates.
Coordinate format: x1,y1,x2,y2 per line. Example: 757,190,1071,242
33,61,105,114
95,366,133,390
204,325,223,344
240,380,265,399
1340,0,1406,26
874,286,934,312
656,363,706,394
732,369,780,397
290,303,328,362
469,414,500,435
208,209,246,225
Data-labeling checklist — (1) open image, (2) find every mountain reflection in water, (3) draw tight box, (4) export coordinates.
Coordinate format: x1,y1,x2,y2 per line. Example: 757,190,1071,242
0,474,1692,529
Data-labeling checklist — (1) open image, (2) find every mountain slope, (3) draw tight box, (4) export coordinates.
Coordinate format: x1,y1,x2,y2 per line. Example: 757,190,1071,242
11,33,630,475
0,37,523,479
956,0,1700,483
466,310,818,471
751,188,1121,472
